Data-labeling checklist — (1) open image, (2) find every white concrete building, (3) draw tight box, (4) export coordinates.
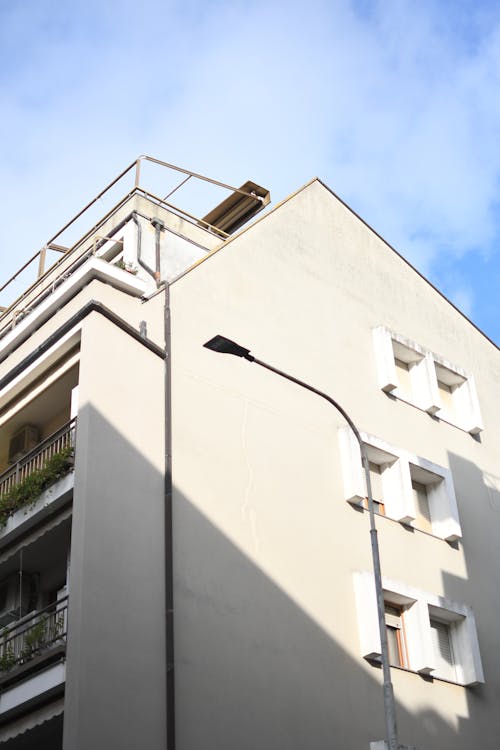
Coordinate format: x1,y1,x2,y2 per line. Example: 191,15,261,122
0,156,497,749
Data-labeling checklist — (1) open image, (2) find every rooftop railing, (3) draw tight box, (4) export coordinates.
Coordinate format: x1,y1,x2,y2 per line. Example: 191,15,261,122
0,155,268,324
0,418,76,500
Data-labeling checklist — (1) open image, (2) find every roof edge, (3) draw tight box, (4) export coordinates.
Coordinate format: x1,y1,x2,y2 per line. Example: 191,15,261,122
172,175,498,352
313,178,498,352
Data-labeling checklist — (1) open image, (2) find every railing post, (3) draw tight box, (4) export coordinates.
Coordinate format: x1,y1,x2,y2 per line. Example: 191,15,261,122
37,247,47,279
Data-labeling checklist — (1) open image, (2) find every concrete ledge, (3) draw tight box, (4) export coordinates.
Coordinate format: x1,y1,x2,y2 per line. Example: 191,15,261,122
0,662,65,719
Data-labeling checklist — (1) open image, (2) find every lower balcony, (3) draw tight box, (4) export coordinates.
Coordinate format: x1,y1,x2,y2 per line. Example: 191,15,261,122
0,596,68,684
0,597,67,737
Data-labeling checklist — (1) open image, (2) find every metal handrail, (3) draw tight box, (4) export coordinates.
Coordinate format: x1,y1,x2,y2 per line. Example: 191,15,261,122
0,418,76,498
0,595,68,672
0,156,260,320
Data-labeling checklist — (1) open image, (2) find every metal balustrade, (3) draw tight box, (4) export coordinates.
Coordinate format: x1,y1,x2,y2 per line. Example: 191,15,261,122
0,596,68,673
0,418,76,498
0,155,270,326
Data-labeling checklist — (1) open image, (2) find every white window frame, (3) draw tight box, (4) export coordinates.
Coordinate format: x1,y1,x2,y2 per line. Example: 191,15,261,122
372,326,483,435
354,572,484,686
338,427,462,541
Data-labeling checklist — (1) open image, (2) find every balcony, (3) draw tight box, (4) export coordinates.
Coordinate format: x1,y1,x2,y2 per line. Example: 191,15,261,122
0,505,71,723
0,596,68,684
0,419,76,527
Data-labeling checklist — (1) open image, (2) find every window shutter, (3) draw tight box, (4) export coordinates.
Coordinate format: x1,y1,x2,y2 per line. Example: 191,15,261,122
433,621,453,662
384,610,401,629
430,619,456,681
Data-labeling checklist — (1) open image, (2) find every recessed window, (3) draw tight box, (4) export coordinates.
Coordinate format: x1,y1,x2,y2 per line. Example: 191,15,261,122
373,326,483,435
394,358,412,399
364,461,386,516
354,573,485,686
429,617,456,682
436,372,457,413
411,479,432,534
408,462,447,535
338,428,462,541
385,603,407,668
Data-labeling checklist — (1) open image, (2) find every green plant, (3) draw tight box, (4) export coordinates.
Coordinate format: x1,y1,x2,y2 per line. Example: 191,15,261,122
0,446,74,528
0,638,16,671
114,259,138,274
21,618,48,660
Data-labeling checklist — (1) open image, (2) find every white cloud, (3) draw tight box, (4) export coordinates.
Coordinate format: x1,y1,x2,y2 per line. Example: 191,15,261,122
1,0,500,339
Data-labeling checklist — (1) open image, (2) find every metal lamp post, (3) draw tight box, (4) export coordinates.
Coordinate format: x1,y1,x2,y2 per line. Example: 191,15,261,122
203,334,399,750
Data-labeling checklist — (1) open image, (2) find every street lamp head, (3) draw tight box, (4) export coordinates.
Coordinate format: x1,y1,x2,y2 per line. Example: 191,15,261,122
203,335,254,361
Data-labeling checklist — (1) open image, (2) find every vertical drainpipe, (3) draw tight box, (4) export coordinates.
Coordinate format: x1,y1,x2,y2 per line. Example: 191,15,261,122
164,280,175,749
136,212,175,746
152,216,175,750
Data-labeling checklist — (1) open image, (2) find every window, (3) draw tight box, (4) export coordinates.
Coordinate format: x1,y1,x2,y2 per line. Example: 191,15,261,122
409,462,444,534
373,326,483,435
393,356,413,400
411,479,432,533
429,617,456,682
353,572,484,686
385,603,407,668
338,428,462,541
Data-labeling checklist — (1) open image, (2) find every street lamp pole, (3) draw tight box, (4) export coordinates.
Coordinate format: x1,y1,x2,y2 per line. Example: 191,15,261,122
203,335,399,750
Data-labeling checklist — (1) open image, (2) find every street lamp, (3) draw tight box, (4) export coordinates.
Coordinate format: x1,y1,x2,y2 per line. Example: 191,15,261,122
203,334,399,750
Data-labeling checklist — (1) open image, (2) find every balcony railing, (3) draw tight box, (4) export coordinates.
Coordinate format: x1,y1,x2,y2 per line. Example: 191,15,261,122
0,596,68,674
0,418,76,499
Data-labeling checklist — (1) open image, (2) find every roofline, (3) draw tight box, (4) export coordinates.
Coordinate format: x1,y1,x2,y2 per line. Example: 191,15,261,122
171,177,319,282
314,177,498,353
174,176,498,352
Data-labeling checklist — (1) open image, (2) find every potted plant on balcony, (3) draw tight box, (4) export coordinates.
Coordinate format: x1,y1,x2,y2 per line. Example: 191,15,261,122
21,618,48,661
0,446,74,527
0,634,16,672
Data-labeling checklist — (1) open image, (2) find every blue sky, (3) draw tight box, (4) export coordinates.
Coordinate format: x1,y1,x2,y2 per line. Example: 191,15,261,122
1,0,499,344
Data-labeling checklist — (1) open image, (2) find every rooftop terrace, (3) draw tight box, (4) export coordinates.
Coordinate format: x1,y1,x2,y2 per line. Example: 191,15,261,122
0,156,270,336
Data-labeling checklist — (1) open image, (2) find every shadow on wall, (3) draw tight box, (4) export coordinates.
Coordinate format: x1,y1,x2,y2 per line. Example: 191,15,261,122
442,451,500,749
173,486,481,750
55,403,489,750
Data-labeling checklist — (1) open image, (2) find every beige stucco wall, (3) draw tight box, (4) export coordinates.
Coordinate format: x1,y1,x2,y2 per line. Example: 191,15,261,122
63,310,167,750
169,179,500,749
